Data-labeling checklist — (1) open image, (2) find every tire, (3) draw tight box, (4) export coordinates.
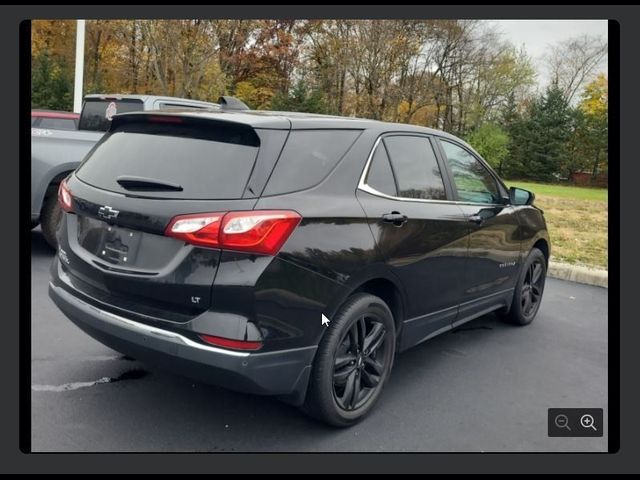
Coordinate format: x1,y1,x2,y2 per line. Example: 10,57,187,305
304,293,396,427
40,195,62,250
502,247,547,326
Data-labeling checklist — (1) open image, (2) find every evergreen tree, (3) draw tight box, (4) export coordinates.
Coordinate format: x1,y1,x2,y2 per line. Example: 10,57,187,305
270,80,328,113
507,85,573,181
31,52,73,111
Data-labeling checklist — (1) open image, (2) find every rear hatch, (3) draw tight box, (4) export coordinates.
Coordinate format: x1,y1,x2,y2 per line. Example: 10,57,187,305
59,113,289,322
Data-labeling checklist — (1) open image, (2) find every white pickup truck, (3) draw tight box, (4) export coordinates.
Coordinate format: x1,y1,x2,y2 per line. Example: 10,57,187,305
31,94,247,248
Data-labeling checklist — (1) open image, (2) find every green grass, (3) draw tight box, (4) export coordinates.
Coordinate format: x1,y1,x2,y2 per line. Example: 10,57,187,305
504,179,608,269
505,180,608,202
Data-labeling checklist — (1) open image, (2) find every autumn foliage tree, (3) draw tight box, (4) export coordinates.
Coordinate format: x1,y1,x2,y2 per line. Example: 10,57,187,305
31,19,607,184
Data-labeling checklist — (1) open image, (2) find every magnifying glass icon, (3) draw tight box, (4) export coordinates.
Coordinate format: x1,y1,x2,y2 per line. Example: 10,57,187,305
555,414,571,431
580,414,597,431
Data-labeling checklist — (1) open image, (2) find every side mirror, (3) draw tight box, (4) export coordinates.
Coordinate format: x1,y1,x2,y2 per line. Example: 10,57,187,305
509,186,535,206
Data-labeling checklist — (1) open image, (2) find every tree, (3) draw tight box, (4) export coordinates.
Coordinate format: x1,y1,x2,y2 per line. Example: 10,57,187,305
270,80,327,113
578,74,608,180
466,123,510,175
31,52,73,110
508,85,573,181
545,34,608,104
140,20,222,99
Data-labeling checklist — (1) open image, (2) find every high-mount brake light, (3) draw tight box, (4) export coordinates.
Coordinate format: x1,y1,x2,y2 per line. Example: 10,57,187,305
165,210,301,255
58,179,73,213
147,115,184,124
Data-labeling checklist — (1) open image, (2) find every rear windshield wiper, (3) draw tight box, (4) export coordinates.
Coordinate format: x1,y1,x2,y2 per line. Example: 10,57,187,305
116,175,183,192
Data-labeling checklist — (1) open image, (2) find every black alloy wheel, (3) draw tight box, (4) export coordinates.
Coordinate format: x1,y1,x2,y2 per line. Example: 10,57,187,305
332,314,389,411
521,257,544,319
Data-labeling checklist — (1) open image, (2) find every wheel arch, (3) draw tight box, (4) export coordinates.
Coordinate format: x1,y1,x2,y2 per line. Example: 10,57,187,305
533,238,550,266
324,266,407,339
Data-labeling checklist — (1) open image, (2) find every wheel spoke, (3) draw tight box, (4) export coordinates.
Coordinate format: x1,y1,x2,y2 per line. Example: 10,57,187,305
522,291,532,313
349,372,362,409
357,316,366,351
364,356,384,375
361,368,380,388
363,322,385,354
335,353,356,370
334,363,356,385
531,263,542,284
528,263,535,283
531,285,541,299
340,369,357,407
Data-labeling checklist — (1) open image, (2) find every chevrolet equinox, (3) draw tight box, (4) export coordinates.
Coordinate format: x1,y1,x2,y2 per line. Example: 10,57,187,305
49,108,550,427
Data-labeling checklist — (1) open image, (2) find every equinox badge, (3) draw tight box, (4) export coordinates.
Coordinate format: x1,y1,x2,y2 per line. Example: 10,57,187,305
98,205,120,221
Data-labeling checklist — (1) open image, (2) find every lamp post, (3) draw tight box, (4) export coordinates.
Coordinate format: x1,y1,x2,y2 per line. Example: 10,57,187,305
73,19,85,113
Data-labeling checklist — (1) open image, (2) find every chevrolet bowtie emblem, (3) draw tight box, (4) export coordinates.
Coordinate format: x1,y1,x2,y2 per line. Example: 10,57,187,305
98,205,120,220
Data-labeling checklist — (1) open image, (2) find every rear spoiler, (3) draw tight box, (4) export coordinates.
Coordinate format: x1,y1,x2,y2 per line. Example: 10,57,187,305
108,113,261,147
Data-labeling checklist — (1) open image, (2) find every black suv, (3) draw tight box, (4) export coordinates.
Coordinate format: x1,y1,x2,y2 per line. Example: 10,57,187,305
49,108,550,426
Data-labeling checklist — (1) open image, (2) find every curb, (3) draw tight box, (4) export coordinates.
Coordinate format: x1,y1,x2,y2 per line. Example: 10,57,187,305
547,261,608,288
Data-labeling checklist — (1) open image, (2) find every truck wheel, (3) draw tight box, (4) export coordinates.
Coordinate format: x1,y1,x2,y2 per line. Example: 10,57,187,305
303,293,396,427
40,195,62,250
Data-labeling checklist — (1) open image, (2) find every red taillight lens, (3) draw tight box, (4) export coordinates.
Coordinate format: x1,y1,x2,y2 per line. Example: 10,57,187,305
165,213,223,248
199,334,263,351
219,210,301,255
58,180,73,212
165,210,301,255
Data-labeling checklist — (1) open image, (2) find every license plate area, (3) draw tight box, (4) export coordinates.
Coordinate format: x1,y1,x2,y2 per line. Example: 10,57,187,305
77,216,143,266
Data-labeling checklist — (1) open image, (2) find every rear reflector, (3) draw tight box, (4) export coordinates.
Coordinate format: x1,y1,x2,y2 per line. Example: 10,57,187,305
58,179,73,213
165,210,301,255
198,334,263,351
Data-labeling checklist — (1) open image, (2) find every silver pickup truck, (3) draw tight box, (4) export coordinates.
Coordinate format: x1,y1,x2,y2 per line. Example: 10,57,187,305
31,94,226,248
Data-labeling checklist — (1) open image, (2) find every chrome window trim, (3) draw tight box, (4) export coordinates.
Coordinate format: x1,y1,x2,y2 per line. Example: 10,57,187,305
357,133,507,207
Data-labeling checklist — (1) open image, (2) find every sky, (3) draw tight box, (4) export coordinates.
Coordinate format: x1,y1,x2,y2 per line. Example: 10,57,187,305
491,20,609,89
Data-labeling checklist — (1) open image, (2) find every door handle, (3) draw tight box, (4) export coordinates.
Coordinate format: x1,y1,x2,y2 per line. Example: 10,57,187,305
382,212,408,226
468,214,484,225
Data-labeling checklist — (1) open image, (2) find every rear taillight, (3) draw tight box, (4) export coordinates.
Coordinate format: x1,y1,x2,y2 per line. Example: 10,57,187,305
198,334,263,351
165,210,301,255
58,180,73,213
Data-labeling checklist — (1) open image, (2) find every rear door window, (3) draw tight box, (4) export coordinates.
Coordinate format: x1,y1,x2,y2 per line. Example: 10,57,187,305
383,135,447,200
263,129,361,195
78,98,144,131
76,119,261,200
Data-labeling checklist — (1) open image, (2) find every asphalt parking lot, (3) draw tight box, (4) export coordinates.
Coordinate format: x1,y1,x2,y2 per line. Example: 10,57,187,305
30,229,609,452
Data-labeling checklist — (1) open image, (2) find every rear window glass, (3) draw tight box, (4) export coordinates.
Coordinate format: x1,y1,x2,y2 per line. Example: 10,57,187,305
38,117,77,131
78,99,143,131
76,120,260,200
263,129,361,196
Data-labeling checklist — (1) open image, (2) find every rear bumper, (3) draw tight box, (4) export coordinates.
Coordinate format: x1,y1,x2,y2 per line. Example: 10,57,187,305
48,279,316,405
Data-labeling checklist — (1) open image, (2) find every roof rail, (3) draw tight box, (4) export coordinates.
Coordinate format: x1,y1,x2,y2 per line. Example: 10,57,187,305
217,96,250,111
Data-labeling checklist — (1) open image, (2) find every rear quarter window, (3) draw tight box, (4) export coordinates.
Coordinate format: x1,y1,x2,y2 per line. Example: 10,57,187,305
262,129,362,196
